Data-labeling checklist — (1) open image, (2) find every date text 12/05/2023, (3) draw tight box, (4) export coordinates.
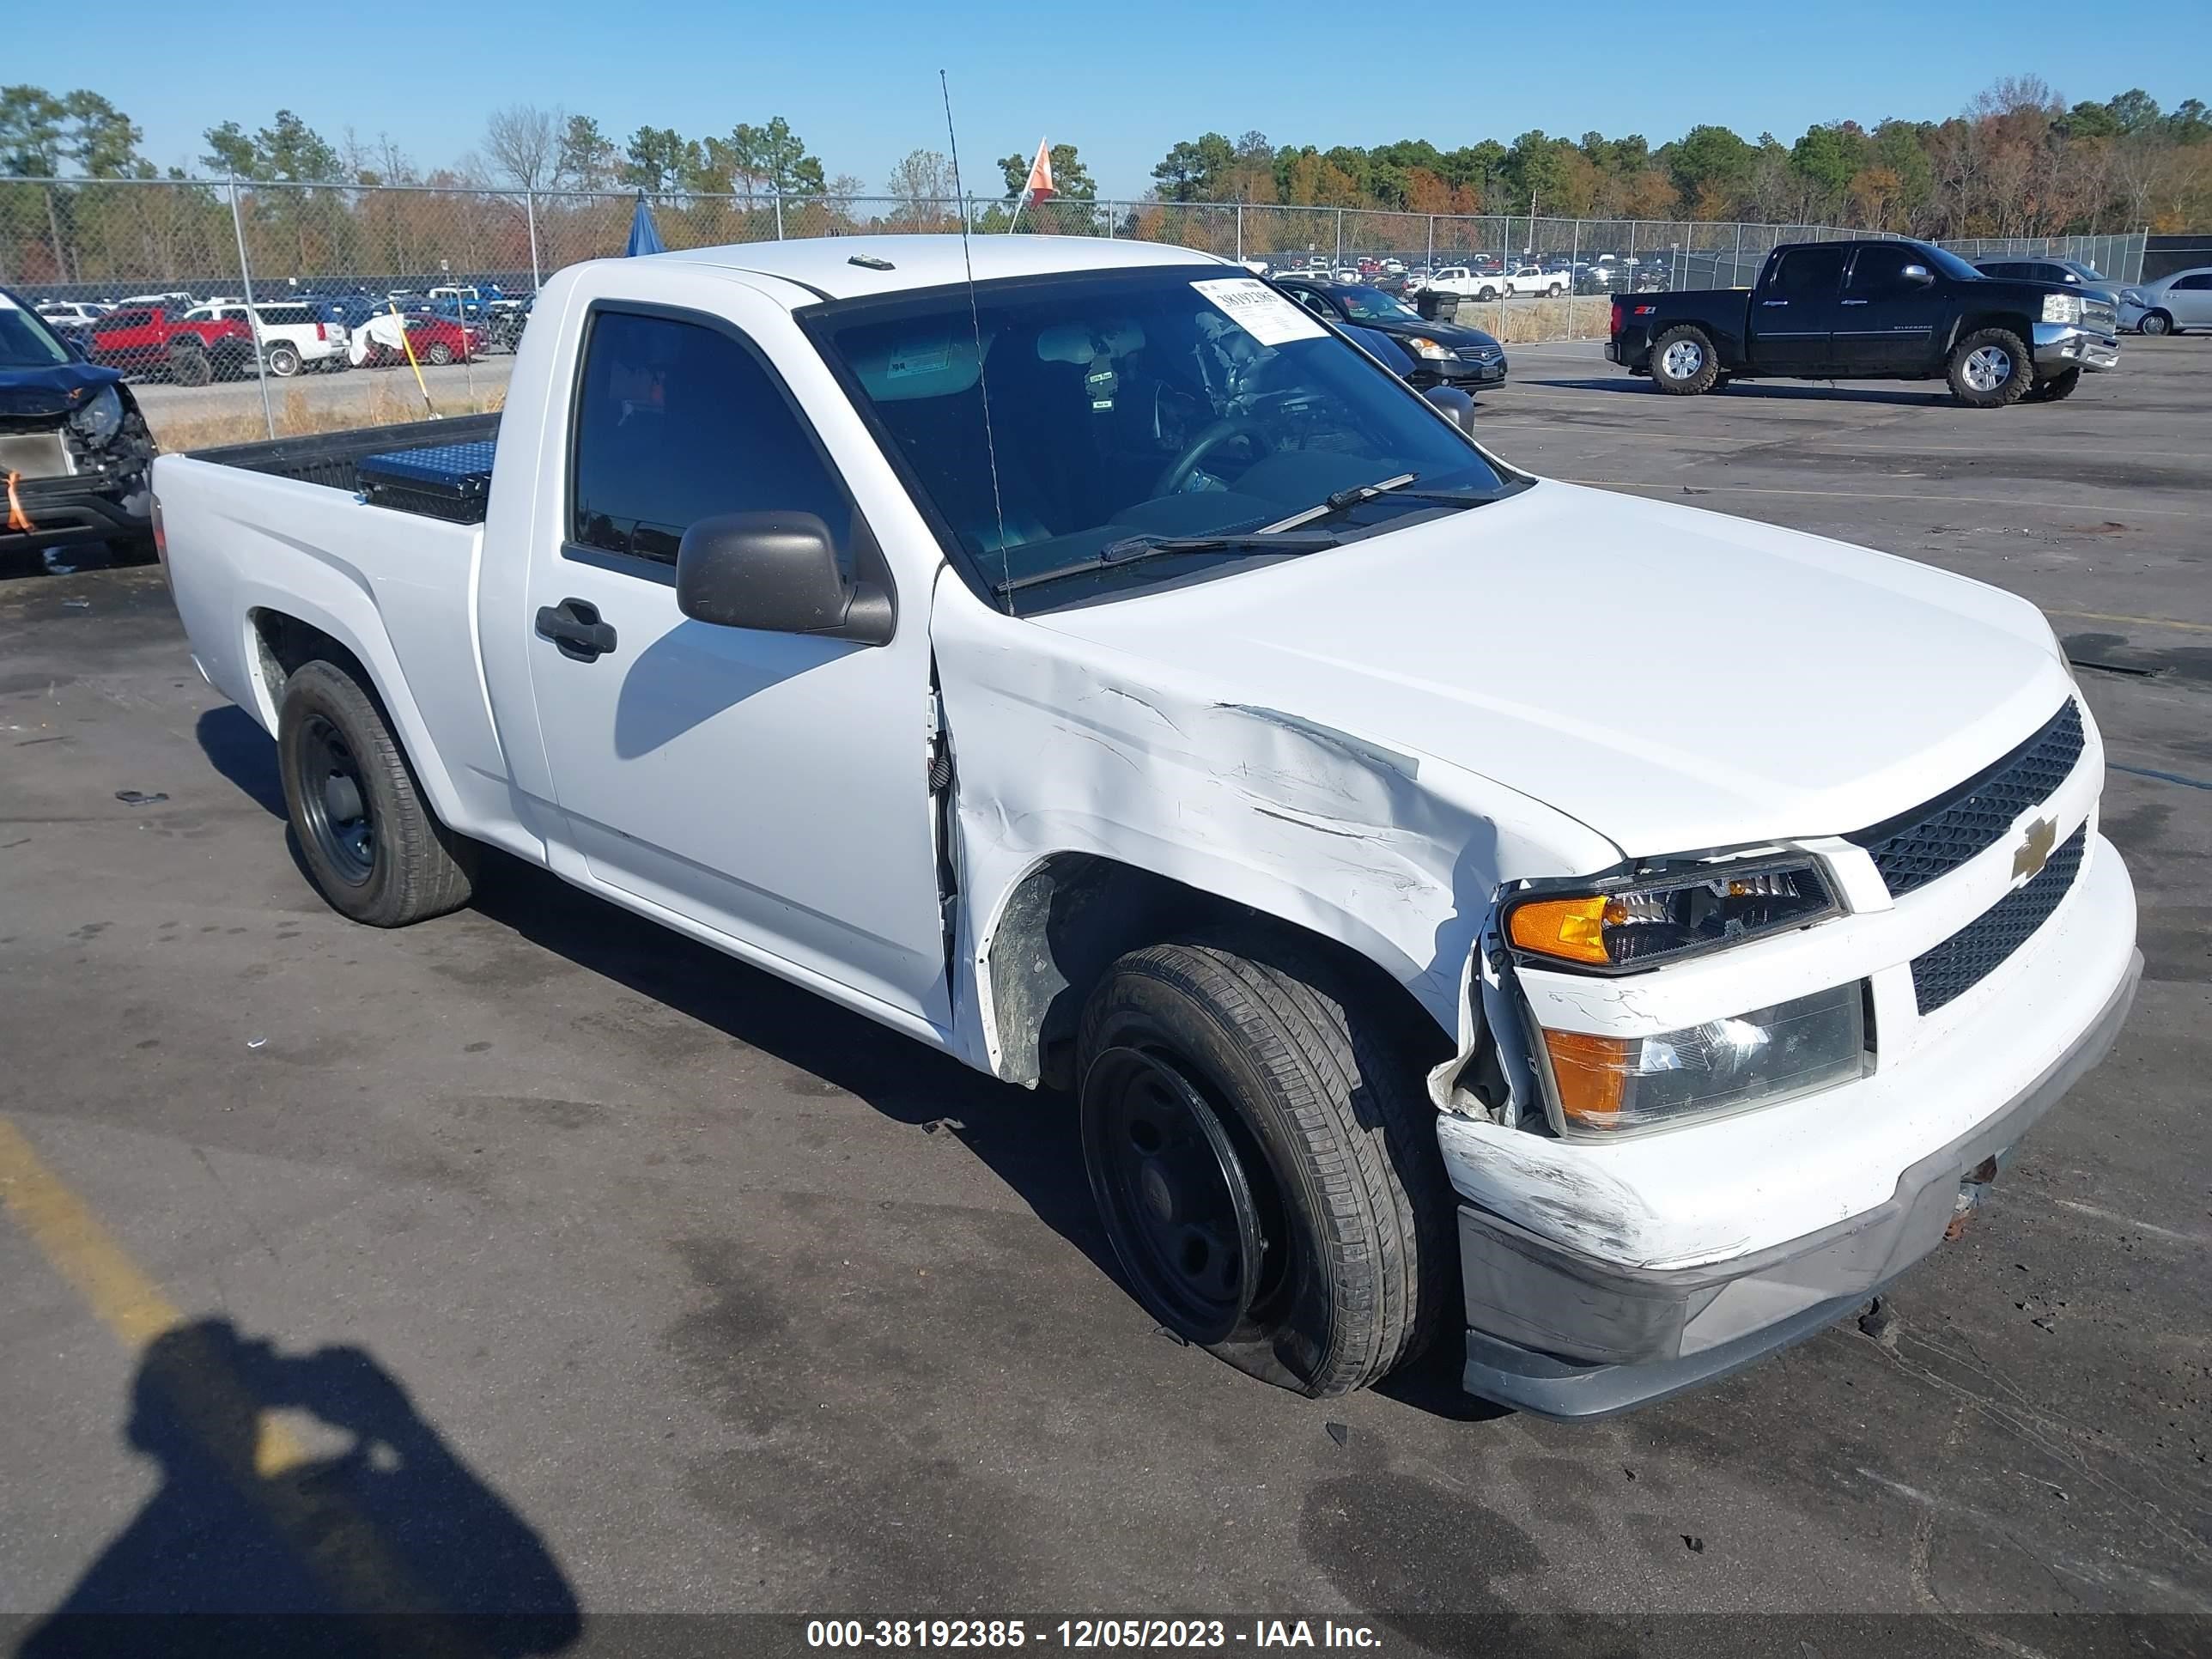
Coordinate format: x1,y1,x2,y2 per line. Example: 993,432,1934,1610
804,1620,1383,1649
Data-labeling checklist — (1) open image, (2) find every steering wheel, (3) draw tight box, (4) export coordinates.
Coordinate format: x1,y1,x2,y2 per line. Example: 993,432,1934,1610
1152,417,1274,498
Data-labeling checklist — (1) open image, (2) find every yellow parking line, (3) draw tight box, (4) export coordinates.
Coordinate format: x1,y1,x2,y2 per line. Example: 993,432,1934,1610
0,1114,305,1474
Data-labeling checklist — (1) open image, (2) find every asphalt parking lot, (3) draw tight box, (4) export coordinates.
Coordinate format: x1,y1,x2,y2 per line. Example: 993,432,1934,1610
1,338,2207,1656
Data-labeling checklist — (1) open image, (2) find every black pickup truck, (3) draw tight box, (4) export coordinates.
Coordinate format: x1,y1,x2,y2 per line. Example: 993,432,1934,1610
1607,238,2120,407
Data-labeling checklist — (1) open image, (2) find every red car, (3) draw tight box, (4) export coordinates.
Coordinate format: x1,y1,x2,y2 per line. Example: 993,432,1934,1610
86,304,255,384
353,311,483,368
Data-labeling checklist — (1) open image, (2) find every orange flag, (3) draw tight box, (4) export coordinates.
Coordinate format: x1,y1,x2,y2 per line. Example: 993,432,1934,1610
1024,138,1056,203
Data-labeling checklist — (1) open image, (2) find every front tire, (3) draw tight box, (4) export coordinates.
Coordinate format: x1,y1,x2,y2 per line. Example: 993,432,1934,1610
2138,310,2172,337
1650,325,1720,394
2025,367,2082,403
1948,327,2033,407
277,660,475,927
1077,933,1453,1398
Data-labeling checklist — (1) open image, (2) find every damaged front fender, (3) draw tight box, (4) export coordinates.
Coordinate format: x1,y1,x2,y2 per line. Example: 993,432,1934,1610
928,575,1620,1088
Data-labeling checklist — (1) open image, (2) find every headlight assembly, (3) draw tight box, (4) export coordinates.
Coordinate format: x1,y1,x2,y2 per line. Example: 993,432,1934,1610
1403,335,1455,361
2041,292,2083,325
1535,983,1869,1136
1504,856,1840,974
70,384,124,447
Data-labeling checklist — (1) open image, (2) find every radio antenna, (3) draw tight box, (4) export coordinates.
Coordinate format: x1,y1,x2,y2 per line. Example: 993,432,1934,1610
940,70,1012,609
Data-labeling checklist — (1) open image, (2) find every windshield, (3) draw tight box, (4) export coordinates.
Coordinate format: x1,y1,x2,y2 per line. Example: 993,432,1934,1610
1334,287,1421,322
807,267,1521,613
0,295,72,368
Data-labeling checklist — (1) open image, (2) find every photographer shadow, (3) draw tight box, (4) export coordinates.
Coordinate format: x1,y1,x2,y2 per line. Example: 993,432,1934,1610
20,1318,580,1659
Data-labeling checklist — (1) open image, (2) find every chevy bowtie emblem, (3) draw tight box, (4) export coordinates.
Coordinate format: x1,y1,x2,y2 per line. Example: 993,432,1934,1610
2013,817,2057,882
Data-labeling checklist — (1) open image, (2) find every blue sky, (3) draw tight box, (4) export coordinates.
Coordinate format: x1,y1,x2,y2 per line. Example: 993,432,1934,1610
21,3,2209,197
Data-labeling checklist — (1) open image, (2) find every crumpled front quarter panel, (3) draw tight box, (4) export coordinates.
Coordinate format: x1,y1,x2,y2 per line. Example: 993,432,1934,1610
927,574,1620,1077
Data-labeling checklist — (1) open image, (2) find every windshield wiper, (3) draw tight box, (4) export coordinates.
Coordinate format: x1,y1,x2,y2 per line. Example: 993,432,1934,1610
993,530,1341,597
1260,472,1500,533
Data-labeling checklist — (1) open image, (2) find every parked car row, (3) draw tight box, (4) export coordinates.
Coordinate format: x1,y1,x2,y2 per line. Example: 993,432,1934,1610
30,284,533,384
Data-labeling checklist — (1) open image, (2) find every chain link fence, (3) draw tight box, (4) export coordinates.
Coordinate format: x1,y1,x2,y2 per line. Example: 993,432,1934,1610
0,175,2150,446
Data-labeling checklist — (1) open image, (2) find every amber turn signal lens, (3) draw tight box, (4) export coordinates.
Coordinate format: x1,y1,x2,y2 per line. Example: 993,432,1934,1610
1542,1029,1633,1126
1507,896,1611,965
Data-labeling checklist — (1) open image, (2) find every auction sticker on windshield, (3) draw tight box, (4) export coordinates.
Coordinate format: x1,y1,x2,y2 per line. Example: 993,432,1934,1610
1191,278,1326,347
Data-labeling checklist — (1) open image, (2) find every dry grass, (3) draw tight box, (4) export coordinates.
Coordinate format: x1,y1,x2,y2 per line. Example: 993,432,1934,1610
148,378,506,453
1446,295,1613,345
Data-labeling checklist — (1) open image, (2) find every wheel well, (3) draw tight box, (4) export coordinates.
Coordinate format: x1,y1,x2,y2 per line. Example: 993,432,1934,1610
1954,311,2035,350
248,609,373,711
981,852,1442,1091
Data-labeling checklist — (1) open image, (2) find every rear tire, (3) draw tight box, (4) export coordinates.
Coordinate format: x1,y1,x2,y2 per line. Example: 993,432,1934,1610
1076,932,1453,1398
2137,310,2171,337
1650,325,1720,395
167,340,212,387
265,342,301,377
2025,367,2082,403
277,661,475,927
425,342,454,366
1947,327,2033,407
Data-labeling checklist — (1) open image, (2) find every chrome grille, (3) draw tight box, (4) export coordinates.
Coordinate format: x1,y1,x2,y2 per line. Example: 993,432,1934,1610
1910,826,2087,1013
1851,702,2083,897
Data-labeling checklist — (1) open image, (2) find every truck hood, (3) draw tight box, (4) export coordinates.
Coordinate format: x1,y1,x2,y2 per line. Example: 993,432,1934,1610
1033,482,2075,861
0,358,124,419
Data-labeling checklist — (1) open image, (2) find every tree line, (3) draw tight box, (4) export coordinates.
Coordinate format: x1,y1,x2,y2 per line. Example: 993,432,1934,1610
1146,80,2210,235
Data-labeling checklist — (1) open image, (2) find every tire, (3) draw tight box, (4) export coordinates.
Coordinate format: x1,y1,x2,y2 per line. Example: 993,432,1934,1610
265,342,302,378
1947,327,2033,407
1477,286,1498,302
425,342,454,366
2137,310,2171,337
167,341,212,388
276,660,475,927
1076,932,1454,1398
2025,367,2082,403
1650,324,1720,395
1546,283,1564,298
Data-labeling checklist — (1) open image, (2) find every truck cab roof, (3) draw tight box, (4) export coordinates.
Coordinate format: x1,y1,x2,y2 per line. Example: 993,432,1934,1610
653,234,1233,303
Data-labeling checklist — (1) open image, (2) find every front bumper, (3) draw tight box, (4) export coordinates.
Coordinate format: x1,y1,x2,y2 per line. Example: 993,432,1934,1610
1457,947,2138,1418
1,463,153,552
1445,812,2139,1419
2032,320,2120,373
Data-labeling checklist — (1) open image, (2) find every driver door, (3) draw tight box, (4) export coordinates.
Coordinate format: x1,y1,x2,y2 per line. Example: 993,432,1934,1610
521,301,951,1029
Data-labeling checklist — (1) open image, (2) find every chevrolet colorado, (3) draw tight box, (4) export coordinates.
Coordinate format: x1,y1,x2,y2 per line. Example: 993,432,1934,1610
1609,238,2120,406
155,236,2140,1418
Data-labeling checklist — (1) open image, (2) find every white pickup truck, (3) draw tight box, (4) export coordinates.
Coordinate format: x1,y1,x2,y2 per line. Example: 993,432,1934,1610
155,235,2140,1418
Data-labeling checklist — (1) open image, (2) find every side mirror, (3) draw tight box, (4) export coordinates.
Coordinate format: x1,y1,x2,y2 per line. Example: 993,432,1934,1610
1423,385,1478,436
1901,264,1934,286
675,512,895,646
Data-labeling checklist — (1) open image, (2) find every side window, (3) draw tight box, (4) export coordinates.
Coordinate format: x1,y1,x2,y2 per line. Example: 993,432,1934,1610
1771,246,1847,297
1288,289,1334,319
570,309,855,571
2172,273,2212,291
1848,246,1923,296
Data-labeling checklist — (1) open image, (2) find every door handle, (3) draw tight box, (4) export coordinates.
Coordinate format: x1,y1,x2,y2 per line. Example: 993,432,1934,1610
1760,299,1789,307
535,599,617,662
1840,298,1869,306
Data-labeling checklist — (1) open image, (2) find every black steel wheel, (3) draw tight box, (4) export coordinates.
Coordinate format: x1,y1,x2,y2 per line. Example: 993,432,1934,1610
277,659,475,927
295,713,376,885
1076,933,1453,1397
1081,1045,1279,1345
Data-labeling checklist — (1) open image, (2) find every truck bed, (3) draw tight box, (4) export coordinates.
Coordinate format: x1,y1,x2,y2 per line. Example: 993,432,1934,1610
187,413,500,514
